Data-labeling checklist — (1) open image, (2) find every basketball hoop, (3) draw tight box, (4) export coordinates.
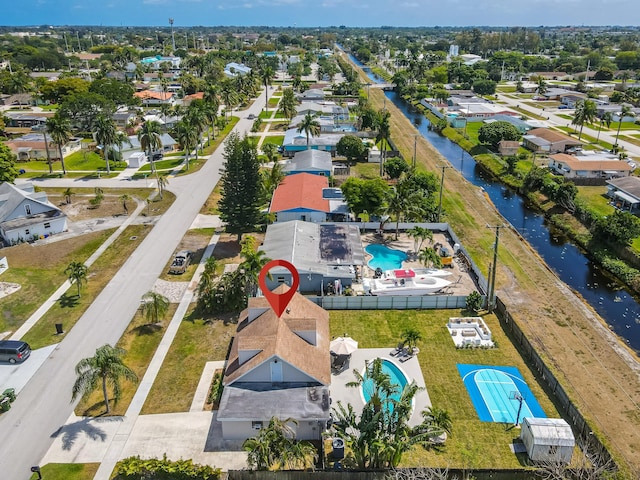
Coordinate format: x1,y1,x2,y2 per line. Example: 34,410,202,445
510,391,525,426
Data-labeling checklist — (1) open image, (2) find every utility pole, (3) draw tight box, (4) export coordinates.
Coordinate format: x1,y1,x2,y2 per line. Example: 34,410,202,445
412,134,418,169
437,165,452,222
169,18,176,52
486,224,507,311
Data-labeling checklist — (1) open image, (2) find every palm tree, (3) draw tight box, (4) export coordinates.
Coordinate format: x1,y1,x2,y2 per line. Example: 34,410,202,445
140,291,170,324
335,358,434,469
297,112,320,150
71,344,138,414
172,119,197,171
407,226,433,253
220,81,237,119
120,194,131,215
572,99,597,140
242,416,317,471
185,101,207,157
614,104,633,150
196,257,218,313
63,188,74,205
261,142,278,164
156,173,169,200
418,247,442,269
376,110,391,176
239,235,271,296
46,114,71,175
138,121,163,173
64,261,88,297
417,406,453,443
278,88,297,124
401,328,422,354
95,114,118,174
261,65,274,112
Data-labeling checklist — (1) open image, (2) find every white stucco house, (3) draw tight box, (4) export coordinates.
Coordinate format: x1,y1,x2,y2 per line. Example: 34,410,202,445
217,287,331,440
0,182,67,245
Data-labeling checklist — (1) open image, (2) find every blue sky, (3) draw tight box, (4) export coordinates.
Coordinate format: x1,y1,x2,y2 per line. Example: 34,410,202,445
4,0,640,27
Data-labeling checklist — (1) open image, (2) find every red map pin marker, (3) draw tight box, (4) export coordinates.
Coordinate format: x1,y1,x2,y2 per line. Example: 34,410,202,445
258,259,300,318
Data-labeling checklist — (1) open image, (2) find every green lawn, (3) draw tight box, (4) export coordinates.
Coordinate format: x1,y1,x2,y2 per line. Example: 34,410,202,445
330,310,560,469
30,463,99,480
576,186,613,217
262,135,284,146
353,161,381,179
138,157,184,172
142,316,236,414
611,121,640,131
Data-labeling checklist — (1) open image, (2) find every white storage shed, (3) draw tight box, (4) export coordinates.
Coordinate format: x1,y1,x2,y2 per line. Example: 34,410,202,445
520,417,575,464
128,152,147,168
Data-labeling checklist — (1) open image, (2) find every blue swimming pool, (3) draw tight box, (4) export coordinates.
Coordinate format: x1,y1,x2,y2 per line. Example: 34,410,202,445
361,359,409,405
365,244,407,271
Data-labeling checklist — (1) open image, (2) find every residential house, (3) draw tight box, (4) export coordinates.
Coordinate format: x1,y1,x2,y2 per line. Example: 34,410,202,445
297,89,325,101
289,114,356,134
6,133,81,162
224,62,251,78
498,140,520,157
283,150,333,176
485,115,532,133
260,220,364,293
4,113,51,130
269,173,349,222
559,92,587,108
281,128,344,157
182,92,204,107
217,287,331,440
523,128,582,154
139,55,181,70
134,90,175,107
532,72,570,81
0,182,67,245
296,102,349,120
449,102,519,122
115,133,177,161
0,93,35,107
548,153,632,180
606,176,640,212
112,111,138,129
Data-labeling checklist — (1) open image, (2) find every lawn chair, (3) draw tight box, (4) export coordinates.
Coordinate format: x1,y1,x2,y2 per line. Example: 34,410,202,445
390,343,405,357
399,348,416,363
332,354,349,373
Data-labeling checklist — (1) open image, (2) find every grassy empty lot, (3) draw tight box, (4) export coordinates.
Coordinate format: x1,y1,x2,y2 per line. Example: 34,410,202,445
138,157,185,172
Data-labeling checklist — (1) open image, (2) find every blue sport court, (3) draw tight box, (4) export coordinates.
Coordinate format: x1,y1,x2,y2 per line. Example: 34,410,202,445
457,364,546,423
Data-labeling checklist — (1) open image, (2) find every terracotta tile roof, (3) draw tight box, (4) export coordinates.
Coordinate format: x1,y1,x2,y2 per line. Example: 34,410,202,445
184,92,204,101
134,90,173,101
550,153,632,172
269,173,329,213
528,128,581,144
224,285,330,386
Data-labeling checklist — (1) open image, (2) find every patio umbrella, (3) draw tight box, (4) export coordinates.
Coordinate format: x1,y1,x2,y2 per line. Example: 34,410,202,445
330,336,358,356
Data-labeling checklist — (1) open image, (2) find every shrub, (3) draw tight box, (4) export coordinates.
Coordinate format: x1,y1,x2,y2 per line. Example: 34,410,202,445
465,291,483,313
114,455,221,479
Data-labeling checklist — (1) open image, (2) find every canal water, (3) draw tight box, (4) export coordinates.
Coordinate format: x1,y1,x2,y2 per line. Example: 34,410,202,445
351,56,640,353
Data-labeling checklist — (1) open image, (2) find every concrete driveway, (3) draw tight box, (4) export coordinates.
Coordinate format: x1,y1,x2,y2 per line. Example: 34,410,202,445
0,344,58,395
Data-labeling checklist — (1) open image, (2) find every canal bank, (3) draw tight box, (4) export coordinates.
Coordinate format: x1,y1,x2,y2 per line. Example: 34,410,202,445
340,49,640,473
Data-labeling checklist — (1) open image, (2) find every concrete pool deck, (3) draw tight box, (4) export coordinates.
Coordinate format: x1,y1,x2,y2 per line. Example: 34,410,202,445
329,348,431,427
359,232,480,297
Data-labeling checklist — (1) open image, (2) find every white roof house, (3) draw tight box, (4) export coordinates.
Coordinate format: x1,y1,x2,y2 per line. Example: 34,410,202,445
224,62,251,78
520,418,575,464
0,182,67,245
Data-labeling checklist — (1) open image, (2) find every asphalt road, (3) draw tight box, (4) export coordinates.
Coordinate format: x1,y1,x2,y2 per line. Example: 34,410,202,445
0,90,272,479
